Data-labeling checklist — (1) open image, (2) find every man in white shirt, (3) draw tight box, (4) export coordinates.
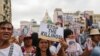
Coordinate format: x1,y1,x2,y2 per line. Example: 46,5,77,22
0,21,23,56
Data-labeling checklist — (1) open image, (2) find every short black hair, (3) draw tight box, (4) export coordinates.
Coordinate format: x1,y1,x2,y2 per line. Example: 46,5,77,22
64,29,73,39
31,32,38,46
0,21,13,29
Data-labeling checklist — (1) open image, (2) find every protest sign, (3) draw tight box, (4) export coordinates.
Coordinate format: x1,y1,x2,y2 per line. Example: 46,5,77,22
20,22,32,36
66,39,78,56
39,23,63,42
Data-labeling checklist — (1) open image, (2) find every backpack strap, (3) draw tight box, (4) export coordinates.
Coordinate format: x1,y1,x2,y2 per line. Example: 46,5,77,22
8,44,14,56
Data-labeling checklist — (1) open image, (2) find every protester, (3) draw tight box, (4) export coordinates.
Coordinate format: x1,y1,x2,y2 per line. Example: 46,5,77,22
64,29,83,56
22,36,36,56
31,32,38,47
0,21,23,56
77,26,85,45
76,25,90,51
81,28,100,56
90,29,100,46
35,38,52,56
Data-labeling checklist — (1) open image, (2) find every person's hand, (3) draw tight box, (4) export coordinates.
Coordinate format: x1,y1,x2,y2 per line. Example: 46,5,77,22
59,38,68,48
92,41,96,47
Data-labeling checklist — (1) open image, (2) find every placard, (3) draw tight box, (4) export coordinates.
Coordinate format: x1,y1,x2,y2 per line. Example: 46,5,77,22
20,24,32,36
39,23,63,42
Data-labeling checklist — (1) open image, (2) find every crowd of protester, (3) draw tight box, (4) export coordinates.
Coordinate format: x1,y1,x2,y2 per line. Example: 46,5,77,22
0,21,100,56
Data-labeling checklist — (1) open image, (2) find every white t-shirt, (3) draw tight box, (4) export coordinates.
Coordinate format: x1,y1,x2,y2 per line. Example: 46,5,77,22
50,43,61,55
0,43,23,56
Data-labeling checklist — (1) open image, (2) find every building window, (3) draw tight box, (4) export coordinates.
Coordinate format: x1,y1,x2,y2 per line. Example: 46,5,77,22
4,0,8,4
5,10,8,14
3,4,6,9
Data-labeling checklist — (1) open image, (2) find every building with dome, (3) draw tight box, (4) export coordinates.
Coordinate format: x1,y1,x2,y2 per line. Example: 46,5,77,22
41,11,53,24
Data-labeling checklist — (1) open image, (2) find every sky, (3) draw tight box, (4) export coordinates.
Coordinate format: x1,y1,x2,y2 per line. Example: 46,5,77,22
11,0,100,29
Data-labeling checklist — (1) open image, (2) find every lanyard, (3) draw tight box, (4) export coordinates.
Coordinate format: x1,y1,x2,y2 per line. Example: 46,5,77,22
8,44,14,56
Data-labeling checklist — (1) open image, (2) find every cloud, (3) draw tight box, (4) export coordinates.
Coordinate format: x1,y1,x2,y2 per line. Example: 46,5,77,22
11,0,100,29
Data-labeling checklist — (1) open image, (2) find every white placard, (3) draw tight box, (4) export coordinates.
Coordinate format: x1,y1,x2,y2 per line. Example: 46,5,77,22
39,23,63,42
20,24,32,36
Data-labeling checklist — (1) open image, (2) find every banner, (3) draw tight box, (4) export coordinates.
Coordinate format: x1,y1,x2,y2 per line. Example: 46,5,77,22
39,23,63,42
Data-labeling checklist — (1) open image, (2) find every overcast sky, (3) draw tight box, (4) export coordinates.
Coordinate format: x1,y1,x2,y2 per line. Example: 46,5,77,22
11,0,100,29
